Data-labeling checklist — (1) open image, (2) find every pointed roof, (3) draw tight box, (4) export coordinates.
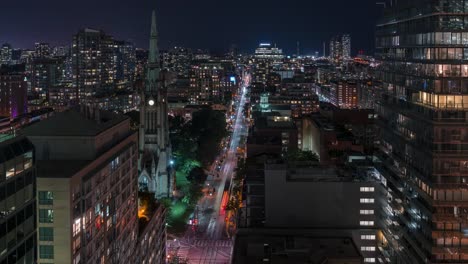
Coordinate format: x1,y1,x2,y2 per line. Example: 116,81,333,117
151,10,158,39
146,10,161,90
148,10,160,65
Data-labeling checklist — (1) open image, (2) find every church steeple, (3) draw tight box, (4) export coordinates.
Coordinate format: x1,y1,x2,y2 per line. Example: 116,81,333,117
138,10,173,199
147,10,160,91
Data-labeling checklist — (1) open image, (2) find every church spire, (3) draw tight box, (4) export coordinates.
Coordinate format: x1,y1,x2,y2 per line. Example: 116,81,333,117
147,10,160,88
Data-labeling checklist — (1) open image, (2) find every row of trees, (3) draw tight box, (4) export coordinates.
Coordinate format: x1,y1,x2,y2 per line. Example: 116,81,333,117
166,108,229,232
171,107,228,167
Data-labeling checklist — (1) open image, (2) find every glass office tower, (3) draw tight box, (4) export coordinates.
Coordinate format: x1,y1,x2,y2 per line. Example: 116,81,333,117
0,135,36,264
376,0,468,263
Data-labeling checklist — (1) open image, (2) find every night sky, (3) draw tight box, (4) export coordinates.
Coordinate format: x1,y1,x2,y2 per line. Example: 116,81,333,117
1,0,382,55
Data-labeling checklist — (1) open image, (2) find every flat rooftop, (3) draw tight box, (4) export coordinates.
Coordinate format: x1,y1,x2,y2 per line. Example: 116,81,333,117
265,162,380,183
36,160,90,179
233,229,362,264
23,108,127,137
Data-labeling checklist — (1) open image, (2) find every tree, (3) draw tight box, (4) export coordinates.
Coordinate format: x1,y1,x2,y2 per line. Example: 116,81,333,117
186,166,207,186
286,150,319,162
167,256,189,264
233,158,246,185
225,197,241,212
190,108,228,165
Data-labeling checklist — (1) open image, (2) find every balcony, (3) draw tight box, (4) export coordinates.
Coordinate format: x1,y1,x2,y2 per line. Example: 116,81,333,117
432,246,468,254
432,230,464,239
378,98,468,124
433,200,468,207
433,213,468,223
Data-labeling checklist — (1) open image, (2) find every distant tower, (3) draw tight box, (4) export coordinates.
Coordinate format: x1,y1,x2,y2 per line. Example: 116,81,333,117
138,10,173,199
296,41,300,57
323,42,326,57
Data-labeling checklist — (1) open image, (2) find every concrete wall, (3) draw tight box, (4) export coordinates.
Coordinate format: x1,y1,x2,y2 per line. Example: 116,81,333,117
264,167,377,229
37,177,71,264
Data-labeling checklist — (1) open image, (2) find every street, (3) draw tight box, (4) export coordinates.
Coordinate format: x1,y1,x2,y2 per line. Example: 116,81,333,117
167,75,250,263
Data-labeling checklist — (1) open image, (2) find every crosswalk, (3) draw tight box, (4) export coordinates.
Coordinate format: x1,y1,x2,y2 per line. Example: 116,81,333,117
176,247,190,257
192,239,232,248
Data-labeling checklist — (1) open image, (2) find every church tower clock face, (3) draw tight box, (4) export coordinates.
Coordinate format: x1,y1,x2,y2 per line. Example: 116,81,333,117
148,99,155,106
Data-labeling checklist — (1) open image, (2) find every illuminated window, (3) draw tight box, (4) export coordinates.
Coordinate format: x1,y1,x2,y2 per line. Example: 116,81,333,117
73,218,81,237
361,246,376,251
361,235,376,240
39,209,54,223
360,210,374,215
360,198,374,204
360,221,374,226
360,187,375,192
364,258,376,263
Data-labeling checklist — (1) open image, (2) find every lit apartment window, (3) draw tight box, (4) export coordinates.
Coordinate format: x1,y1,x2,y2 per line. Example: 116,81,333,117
360,187,375,192
361,246,376,252
360,210,374,215
38,191,54,205
39,209,54,223
361,235,376,240
360,198,375,204
364,258,376,263
360,221,374,226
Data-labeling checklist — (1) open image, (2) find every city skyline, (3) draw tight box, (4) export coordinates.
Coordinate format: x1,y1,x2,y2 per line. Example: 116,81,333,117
5,0,467,263
2,0,380,54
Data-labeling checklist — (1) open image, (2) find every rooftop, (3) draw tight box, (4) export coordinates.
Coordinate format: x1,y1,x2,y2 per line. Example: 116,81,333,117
233,229,362,264
0,134,33,162
23,107,128,137
36,160,89,179
265,162,380,183
138,192,164,235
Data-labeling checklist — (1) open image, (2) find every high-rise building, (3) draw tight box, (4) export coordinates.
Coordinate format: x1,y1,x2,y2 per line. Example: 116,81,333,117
0,44,12,65
114,40,136,86
162,46,193,78
52,46,69,57
31,58,65,101
0,134,36,264
375,0,468,263
254,43,283,60
0,65,28,119
10,49,23,65
34,43,51,59
138,11,174,199
135,48,148,80
24,108,139,264
252,43,284,84
189,61,237,104
330,34,351,63
72,28,116,102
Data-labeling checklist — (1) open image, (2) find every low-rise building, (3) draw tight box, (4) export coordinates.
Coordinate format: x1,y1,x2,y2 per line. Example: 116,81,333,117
239,160,386,264
233,229,363,264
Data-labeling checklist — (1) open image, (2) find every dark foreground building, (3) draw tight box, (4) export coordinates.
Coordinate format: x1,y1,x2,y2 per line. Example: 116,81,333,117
0,135,36,264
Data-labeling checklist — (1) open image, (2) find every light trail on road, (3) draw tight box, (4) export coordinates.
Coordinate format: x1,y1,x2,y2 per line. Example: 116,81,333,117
168,74,250,263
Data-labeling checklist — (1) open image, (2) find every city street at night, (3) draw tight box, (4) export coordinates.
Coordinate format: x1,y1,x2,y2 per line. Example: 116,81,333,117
167,75,249,263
